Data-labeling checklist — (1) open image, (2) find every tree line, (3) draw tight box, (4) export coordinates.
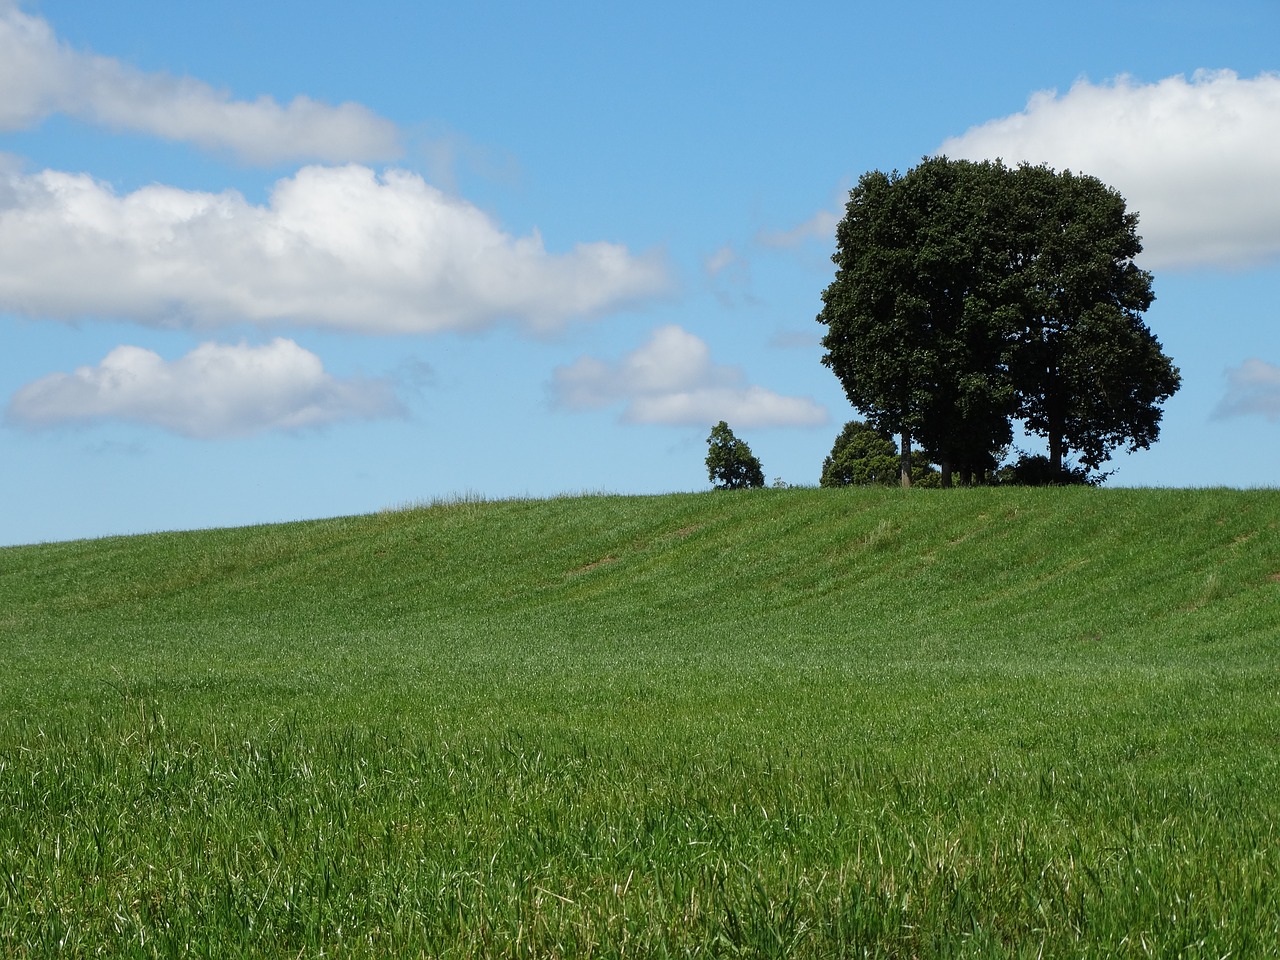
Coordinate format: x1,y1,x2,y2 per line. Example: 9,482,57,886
708,157,1181,490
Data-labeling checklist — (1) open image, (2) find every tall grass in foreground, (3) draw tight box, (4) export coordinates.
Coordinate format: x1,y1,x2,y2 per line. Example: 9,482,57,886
2,487,1278,957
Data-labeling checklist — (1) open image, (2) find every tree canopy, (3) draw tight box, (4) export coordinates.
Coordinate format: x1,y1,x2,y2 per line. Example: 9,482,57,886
817,157,1180,485
705,421,765,490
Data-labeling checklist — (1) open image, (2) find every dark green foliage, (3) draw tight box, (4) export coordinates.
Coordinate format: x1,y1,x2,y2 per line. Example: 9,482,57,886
1002,165,1181,471
705,420,764,490
821,419,939,487
818,159,1015,484
890,158,1017,481
997,453,1095,486
821,420,899,486
818,157,1180,483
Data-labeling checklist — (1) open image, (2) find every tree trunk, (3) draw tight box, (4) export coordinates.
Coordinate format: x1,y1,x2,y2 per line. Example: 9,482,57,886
900,435,913,488
1046,367,1065,475
940,460,953,488
1048,430,1063,475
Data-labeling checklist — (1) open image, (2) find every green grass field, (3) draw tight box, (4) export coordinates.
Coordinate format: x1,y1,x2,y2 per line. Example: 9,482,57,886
2,487,1278,957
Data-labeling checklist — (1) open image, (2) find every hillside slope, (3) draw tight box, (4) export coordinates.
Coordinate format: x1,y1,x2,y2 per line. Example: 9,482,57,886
3,487,1279,957
3,486,1276,732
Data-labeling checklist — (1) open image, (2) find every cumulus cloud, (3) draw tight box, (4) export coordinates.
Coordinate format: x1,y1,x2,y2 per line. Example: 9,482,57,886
0,1,400,164
0,164,671,334
5,338,402,438
552,324,826,428
1214,358,1280,422
939,70,1280,270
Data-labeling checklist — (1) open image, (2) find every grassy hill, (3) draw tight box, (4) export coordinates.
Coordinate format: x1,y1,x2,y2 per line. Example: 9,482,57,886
2,487,1278,957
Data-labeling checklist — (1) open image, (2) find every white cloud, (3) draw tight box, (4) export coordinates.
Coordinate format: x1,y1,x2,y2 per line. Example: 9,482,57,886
939,70,1280,270
552,324,826,428
756,208,840,249
702,243,757,307
0,2,400,164
768,329,821,350
5,338,402,438
703,245,741,277
1214,358,1280,422
0,164,671,334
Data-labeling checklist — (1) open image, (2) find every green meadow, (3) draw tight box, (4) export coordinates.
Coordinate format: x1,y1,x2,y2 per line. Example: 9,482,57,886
2,487,1277,958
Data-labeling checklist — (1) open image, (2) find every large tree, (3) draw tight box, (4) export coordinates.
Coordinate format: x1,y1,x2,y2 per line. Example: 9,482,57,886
1002,165,1180,472
817,167,921,485
818,157,1179,483
817,158,1013,486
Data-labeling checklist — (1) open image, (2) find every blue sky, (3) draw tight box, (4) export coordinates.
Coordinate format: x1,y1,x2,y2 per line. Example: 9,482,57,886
2,0,1278,546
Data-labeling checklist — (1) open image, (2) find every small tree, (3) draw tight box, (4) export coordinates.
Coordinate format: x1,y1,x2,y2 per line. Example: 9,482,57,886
706,421,765,490
822,420,941,487
820,421,899,487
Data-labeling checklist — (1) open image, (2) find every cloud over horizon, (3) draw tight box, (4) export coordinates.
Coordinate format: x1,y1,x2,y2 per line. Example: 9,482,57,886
939,70,1280,271
1214,357,1280,422
552,324,826,428
0,164,672,335
0,1,400,165
6,338,403,438
756,208,841,249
